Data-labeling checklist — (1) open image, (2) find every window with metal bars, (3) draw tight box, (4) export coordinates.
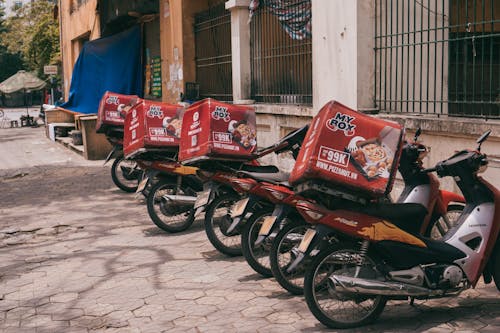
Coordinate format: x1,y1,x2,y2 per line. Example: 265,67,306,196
375,0,499,119
250,5,312,105
194,3,232,101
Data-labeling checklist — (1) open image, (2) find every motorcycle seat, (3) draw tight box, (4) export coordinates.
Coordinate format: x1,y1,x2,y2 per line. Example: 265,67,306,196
238,170,290,183
361,202,428,235
241,164,279,173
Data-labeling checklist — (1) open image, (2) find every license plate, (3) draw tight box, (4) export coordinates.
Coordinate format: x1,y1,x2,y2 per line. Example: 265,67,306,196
194,189,211,209
258,216,277,236
297,228,317,253
136,177,149,193
230,197,250,218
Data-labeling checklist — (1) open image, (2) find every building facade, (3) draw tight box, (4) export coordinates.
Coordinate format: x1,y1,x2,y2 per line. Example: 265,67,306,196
58,0,500,189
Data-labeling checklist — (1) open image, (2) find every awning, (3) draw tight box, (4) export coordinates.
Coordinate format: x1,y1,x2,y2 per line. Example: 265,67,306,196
0,70,47,94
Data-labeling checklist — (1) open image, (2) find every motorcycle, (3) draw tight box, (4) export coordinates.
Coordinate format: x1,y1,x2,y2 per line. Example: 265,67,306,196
301,130,497,328
269,129,465,295
134,157,202,233
166,126,308,256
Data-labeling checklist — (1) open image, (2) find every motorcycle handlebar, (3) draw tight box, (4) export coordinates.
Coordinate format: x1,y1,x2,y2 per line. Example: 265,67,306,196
421,166,437,174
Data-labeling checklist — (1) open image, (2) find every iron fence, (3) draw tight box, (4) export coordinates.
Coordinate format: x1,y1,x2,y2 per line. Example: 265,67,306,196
375,0,500,119
250,6,312,105
194,3,232,101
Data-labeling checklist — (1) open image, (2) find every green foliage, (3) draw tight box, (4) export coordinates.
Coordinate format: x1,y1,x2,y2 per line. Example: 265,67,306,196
0,0,59,79
0,0,24,82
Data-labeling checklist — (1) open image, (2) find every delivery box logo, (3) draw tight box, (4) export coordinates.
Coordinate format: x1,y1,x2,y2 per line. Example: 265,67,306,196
326,112,357,137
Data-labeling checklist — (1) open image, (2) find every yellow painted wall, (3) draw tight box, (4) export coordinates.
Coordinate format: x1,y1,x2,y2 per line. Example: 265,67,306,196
59,0,100,99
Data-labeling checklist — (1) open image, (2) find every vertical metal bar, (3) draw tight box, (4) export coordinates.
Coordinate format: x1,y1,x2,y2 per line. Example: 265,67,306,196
454,0,461,115
440,0,445,114
480,0,485,116
375,0,378,109
419,0,424,113
463,0,469,116
406,0,410,113
472,0,477,115
433,0,438,114
399,0,404,112
395,0,399,112
425,0,431,113
490,0,494,116
412,0,416,112
389,0,393,111
384,0,388,111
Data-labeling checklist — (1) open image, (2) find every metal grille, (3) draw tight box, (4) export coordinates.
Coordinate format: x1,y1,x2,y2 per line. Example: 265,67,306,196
375,0,500,118
250,7,312,105
194,3,232,101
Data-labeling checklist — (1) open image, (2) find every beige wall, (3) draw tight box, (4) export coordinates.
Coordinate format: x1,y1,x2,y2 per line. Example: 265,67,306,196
59,0,100,99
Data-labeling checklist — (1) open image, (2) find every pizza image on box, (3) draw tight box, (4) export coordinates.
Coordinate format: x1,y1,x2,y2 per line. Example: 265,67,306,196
162,108,184,139
228,120,256,150
347,126,399,180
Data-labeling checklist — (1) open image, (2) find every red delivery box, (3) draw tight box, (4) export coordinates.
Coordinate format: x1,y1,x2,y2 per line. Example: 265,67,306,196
96,91,140,133
123,99,185,158
178,98,257,164
289,100,404,198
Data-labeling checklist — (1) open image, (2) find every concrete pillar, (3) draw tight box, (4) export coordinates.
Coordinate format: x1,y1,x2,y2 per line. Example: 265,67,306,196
312,0,375,113
225,0,253,104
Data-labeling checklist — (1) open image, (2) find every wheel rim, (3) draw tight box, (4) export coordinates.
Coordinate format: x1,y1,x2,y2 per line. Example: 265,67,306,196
153,184,192,228
276,225,308,289
311,249,384,325
210,197,241,250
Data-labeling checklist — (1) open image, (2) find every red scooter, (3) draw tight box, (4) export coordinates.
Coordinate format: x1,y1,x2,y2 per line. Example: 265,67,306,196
268,129,465,295
301,131,497,328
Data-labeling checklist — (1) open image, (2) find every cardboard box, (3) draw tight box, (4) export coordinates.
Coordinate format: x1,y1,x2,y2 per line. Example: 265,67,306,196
178,98,257,164
96,92,140,133
123,99,184,158
289,100,404,198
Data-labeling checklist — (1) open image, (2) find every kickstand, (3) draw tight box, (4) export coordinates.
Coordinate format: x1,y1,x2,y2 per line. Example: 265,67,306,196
409,297,415,306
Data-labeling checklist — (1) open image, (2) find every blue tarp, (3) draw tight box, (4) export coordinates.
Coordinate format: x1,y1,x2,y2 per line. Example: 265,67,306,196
61,25,143,114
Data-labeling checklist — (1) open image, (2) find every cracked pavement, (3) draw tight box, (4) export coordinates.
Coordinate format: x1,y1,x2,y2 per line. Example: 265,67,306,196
1,127,500,332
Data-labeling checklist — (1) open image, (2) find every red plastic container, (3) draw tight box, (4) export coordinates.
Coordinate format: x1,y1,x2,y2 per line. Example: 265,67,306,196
96,91,140,133
123,99,185,158
178,98,257,164
289,100,404,198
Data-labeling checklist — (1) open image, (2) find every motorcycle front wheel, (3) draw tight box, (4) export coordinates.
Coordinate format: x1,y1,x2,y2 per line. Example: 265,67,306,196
303,242,387,329
241,207,274,277
204,193,242,256
111,156,141,193
146,179,196,233
269,220,309,295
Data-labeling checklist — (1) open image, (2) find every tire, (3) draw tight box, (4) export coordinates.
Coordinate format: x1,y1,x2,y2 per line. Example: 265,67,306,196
204,193,242,256
426,203,464,239
241,207,274,277
111,156,141,193
146,179,196,233
303,242,387,329
269,220,309,295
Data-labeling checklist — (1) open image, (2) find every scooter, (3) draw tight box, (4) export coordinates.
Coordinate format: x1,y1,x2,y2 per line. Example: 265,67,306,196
301,130,498,329
269,129,465,295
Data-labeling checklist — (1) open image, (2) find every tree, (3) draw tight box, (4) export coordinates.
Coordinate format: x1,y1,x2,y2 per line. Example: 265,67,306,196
1,0,59,78
0,0,24,82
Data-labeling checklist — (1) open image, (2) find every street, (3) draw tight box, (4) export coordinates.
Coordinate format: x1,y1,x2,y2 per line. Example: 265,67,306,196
1,126,500,333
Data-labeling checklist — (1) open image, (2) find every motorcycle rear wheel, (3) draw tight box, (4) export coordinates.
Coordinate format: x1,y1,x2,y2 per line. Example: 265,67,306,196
269,220,309,295
241,207,274,277
147,179,196,233
204,193,242,256
111,156,141,193
304,242,387,329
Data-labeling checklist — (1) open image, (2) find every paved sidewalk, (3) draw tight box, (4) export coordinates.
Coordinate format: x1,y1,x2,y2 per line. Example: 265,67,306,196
1,128,500,333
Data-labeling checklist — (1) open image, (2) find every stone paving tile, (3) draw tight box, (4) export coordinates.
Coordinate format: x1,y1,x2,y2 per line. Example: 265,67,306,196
3,158,500,333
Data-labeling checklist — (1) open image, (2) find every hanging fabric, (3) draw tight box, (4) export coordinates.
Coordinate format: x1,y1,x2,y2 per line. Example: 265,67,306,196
249,0,311,40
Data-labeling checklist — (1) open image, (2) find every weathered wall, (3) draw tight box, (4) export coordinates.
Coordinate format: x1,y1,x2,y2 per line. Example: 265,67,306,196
59,0,100,98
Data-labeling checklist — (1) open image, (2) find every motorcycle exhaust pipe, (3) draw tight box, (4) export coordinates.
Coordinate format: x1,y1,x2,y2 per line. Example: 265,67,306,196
329,275,433,297
162,195,197,206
